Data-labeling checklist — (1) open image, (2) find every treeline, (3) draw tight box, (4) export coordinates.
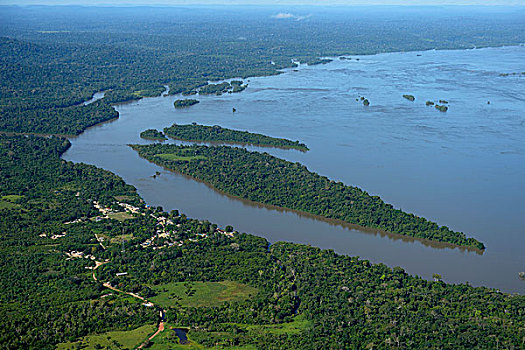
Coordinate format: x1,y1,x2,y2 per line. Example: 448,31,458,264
163,123,309,151
2,7,524,135
132,143,484,250
198,80,248,95
0,98,118,136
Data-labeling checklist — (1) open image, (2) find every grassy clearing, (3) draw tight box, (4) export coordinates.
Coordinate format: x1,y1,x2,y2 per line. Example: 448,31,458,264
147,327,201,350
133,90,148,97
1,194,24,202
228,314,312,335
150,281,258,308
56,324,156,350
0,195,23,209
0,200,19,209
149,326,257,350
107,212,135,222
110,234,134,244
156,153,207,162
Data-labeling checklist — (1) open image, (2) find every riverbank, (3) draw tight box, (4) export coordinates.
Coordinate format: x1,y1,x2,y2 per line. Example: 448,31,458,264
134,149,484,254
63,45,525,293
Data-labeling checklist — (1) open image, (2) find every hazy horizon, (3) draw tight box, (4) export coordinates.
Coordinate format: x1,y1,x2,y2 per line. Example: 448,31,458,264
1,0,524,6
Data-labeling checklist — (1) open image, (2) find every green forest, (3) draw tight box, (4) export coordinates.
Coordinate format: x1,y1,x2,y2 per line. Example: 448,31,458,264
174,99,200,108
1,6,524,135
140,129,167,141
163,123,309,151
1,135,523,350
1,5,524,350
131,144,484,250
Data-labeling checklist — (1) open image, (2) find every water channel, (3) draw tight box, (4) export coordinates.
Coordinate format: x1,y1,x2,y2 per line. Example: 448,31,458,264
64,46,525,293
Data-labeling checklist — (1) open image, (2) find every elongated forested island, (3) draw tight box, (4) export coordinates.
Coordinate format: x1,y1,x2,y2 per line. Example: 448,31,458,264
2,6,525,349
163,123,309,151
131,143,484,250
140,129,167,140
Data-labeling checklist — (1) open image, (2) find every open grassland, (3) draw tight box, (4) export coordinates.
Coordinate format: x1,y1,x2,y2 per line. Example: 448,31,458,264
110,233,134,243
2,194,24,202
107,212,135,222
0,195,23,209
150,281,258,308
149,327,258,350
56,324,156,350
148,316,310,349
0,200,19,209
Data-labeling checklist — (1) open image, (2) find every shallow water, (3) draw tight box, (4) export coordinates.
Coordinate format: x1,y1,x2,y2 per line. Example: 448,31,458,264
64,46,525,293
83,91,105,105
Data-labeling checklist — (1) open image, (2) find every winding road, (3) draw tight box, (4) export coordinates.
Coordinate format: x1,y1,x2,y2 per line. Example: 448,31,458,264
92,259,166,349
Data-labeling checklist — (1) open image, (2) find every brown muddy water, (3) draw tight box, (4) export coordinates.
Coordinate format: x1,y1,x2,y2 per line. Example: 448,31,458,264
64,46,525,293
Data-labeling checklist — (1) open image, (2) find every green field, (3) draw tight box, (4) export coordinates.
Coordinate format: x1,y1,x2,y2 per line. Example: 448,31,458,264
56,324,156,350
156,153,207,162
0,200,18,209
1,195,23,202
107,212,135,222
147,316,310,350
110,233,134,243
150,281,258,308
147,327,201,350
0,195,23,209
148,326,257,350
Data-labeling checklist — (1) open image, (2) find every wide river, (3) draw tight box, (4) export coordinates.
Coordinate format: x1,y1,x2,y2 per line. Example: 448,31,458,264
64,46,525,293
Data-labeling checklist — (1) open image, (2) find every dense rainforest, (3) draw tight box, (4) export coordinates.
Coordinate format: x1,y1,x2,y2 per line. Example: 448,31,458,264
163,123,309,151
1,135,523,349
1,6,525,349
1,6,524,135
131,143,484,250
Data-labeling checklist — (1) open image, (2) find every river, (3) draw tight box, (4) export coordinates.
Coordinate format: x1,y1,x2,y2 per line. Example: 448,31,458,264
63,46,525,293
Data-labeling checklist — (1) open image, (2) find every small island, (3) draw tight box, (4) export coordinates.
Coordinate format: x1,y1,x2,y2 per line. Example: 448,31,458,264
363,99,370,106
435,104,448,112
426,101,435,106
403,94,415,101
499,72,525,77
199,81,248,95
163,123,309,151
140,129,167,141
174,99,199,108
307,58,333,65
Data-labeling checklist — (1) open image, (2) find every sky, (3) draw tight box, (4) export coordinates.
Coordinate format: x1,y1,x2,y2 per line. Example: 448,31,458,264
0,0,523,5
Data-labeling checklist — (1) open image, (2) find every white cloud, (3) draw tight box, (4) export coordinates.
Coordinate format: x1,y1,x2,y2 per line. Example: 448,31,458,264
271,12,312,20
272,12,295,18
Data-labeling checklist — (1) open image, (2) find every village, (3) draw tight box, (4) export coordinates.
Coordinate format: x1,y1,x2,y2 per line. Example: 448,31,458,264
60,198,237,277
51,198,240,348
